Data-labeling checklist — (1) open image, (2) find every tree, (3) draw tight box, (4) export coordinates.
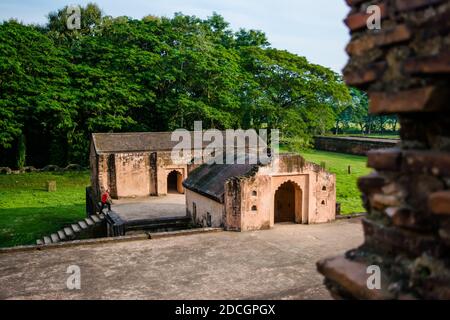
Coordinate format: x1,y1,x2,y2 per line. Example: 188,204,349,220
0,20,73,166
239,47,350,148
47,2,103,40
0,6,355,166
335,87,369,134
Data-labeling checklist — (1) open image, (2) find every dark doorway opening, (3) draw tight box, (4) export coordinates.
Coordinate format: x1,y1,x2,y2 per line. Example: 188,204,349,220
274,181,300,223
167,170,183,194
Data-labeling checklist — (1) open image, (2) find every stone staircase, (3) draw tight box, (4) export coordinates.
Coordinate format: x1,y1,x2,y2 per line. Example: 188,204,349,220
125,216,193,233
36,213,106,245
105,210,193,237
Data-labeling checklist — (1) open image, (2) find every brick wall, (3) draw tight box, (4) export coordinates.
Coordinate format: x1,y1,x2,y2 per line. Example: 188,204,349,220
314,136,398,155
317,0,450,299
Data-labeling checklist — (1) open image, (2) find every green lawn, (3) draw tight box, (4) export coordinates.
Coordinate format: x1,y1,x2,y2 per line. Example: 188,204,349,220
0,171,89,248
299,150,371,214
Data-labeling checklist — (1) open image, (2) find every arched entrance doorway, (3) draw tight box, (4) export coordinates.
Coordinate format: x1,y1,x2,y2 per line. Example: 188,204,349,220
274,181,302,223
167,170,184,194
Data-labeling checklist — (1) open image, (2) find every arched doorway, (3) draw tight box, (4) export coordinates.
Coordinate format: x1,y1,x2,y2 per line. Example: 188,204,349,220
274,181,302,223
167,170,184,194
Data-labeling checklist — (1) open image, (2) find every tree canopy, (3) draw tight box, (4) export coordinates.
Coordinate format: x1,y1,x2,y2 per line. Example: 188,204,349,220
0,3,365,168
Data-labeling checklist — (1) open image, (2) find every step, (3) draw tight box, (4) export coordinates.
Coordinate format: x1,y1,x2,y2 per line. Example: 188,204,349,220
71,224,81,233
126,216,191,228
149,227,222,239
99,213,106,220
64,227,74,238
78,221,88,230
57,230,66,241
84,217,94,226
50,233,60,243
43,236,52,245
91,215,101,223
36,239,44,245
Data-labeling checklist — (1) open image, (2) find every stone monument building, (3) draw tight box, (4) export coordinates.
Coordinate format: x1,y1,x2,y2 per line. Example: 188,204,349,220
90,132,200,199
183,153,336,231
90,132,337,232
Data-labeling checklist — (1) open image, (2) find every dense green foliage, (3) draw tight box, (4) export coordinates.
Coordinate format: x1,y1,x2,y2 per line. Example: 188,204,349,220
0,3,354,168
334,87,398,135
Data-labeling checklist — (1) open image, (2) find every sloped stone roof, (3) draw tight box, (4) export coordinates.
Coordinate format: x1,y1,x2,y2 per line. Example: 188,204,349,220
92,132,178,153
183,153,329,204
183,160,260,203
92,132,221,153
92,131,262,154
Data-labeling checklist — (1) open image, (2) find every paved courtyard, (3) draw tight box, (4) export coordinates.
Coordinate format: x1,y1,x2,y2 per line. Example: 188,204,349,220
0,218,363,300
112,193,186,221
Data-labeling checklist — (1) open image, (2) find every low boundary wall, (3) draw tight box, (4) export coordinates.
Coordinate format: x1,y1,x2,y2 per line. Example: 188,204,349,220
313,136,399,156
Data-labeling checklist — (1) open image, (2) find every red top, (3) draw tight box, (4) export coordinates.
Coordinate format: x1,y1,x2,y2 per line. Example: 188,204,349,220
101,192,109,204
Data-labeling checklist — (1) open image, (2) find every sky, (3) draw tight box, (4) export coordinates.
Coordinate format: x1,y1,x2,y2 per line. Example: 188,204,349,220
0,0,350,73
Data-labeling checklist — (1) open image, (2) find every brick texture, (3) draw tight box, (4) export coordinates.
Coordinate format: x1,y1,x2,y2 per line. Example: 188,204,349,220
395,0,443,12
369,86,442,114
367,148,402,171
429,191,450,215
404,53,450,74
344,3,387,31
317,0,450,300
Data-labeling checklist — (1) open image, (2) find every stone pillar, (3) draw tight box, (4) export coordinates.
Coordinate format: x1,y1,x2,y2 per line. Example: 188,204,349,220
108,153,118,199
150,152,158,196
317,0,450,299
96,154,108,199
224,178,242,231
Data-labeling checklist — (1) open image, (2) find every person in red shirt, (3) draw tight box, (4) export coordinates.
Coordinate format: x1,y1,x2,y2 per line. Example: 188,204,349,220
100,189,112,212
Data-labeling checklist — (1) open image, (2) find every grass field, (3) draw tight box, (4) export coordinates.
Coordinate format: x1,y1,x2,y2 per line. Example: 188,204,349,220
0,150,369,248
299,150,370,214
0,171,89,248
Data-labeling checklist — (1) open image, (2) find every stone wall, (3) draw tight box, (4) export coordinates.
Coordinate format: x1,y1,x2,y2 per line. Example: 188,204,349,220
92,147,199,199
185,189,225,228
314,136,398,156
156,151,191,196
115,152,151,198
223,154,336,231
317,0,450,299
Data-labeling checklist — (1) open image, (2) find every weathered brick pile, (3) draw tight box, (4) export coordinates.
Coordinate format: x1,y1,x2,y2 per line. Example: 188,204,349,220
317,0,450,299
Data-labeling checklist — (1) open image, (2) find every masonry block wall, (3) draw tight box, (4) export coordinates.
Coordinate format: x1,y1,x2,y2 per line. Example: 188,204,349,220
314,136,398,156
317,0,450,299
